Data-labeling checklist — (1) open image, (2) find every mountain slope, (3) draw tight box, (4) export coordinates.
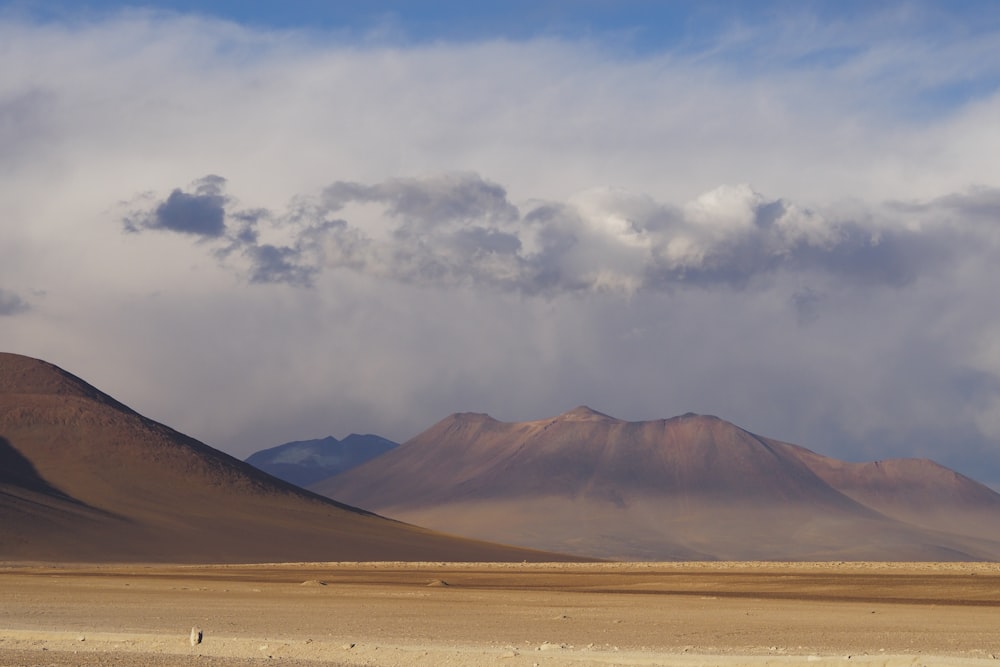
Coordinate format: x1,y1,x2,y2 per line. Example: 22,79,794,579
0,352,570,564
246,434,398,487
780,443,1000,539
315,407,1000,561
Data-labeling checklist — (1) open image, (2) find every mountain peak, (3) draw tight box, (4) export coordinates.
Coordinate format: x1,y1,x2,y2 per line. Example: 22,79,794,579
1,352,85,395
246,434,399,487
557,406,617,422
0,352,130,412
673,411,722,422
443,411,500,425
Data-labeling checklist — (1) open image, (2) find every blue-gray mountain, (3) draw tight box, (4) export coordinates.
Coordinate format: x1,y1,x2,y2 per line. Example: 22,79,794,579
246,435,398,488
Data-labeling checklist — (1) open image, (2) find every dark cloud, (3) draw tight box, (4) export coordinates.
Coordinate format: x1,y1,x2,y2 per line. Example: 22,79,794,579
889,186,1000,221
240,219,347,288
324,173,519,229
452,226,519,253
790,224,943,287
244,244,316,287
124,175,228,237
0,289,29,316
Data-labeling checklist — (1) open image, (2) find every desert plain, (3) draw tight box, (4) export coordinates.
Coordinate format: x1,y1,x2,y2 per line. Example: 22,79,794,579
2,560,999,667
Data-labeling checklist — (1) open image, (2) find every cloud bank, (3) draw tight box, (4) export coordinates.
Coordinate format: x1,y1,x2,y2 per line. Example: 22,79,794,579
124,173,984,296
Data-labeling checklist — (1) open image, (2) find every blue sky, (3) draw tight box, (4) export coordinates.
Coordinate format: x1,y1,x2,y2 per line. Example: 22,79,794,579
8,0,1000,54
8,0,1000,116
2,1,1000,488
6,0,766,42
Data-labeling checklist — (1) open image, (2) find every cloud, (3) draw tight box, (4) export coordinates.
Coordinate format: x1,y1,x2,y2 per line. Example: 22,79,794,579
124,174,984,295
124,175,228,237
888,185,1000,222
0,289,29,316
324,173,520,229
237,219,348,288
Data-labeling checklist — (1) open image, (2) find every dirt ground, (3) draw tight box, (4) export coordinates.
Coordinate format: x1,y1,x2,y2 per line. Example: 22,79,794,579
1,561,999,666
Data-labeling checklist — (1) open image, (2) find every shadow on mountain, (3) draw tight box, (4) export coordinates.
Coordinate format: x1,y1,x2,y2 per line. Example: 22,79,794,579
0,436,85,504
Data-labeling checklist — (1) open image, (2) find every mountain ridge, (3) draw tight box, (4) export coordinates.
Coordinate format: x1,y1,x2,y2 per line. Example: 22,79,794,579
315,407,1000,561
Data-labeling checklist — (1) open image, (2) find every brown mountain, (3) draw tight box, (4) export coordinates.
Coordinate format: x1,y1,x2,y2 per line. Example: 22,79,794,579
784,444,1000,539
0,353,570,563
314,407,1000,561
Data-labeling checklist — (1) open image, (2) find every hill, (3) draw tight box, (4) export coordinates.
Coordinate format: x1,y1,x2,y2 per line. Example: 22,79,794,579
0,353,570,564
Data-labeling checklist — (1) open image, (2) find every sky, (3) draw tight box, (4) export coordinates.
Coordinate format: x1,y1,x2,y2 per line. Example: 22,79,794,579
2,1,1000,488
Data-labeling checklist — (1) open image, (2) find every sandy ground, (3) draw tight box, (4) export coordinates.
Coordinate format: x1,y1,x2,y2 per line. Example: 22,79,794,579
1,561,999,666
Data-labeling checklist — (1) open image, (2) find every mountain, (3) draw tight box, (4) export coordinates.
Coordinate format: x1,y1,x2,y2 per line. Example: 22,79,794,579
246,434,398,487
0,352,571,564
783,444,1000,539
314,407,1000,561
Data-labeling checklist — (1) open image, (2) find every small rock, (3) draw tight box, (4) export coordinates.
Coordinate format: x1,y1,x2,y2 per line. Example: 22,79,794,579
341,642,356,650
189,627,202,646
538,642,566,651
77,636,85,642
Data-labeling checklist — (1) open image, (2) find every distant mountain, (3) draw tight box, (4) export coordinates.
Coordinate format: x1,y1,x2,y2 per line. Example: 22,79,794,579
784,443,1000,540
314,407,1000,561
0,352,572,564
246,434,397,487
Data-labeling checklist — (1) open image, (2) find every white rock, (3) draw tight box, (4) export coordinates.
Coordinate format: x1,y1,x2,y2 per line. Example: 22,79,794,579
538,642,566,651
